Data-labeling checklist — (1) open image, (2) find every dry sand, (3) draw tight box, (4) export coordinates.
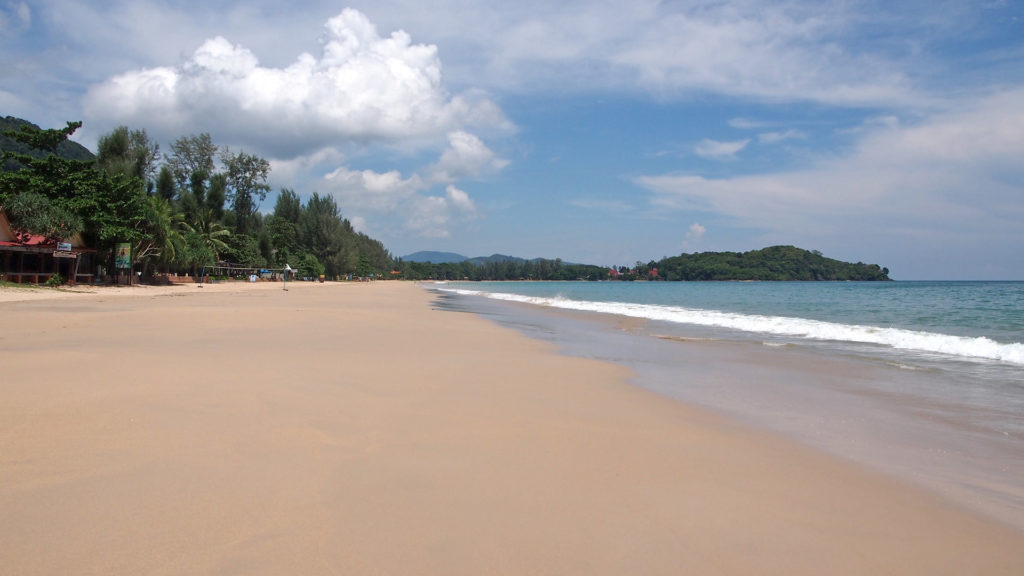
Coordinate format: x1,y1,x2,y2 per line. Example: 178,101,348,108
2,281,1022,574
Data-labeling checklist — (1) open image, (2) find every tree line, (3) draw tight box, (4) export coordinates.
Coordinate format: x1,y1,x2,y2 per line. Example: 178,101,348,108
397,245,890,281
0,119,393,281
395,258,609,281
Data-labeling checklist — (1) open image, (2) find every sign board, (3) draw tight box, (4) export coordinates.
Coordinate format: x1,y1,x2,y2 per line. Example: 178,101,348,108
115,243,131,269
52,250,77,259
57,242,72,252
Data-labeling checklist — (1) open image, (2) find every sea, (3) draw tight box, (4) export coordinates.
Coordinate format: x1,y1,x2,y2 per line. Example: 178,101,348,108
425,280,1024,530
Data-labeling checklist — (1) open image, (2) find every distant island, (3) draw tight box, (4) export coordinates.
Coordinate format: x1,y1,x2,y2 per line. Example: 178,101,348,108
399,246,890,281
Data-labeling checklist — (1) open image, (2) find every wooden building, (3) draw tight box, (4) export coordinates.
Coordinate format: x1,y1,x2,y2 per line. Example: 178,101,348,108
0,207,95,285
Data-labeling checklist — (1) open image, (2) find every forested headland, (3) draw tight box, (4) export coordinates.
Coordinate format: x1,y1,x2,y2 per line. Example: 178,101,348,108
396,246,890,281
1,117,889,283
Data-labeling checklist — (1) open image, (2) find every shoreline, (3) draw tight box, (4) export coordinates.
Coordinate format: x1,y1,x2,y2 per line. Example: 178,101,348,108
429,282,1024,531
3,281,1023,573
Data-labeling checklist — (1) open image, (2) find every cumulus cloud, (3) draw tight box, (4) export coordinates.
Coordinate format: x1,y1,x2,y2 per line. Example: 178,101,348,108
319,150,492,239
322,166,424,212
426,131,509,183
695,138,751,160
83,8,509,156
445,185,477,214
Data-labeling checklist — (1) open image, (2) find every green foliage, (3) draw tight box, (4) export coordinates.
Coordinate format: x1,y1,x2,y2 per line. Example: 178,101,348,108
399,247,889,282
2,190,83,241
224,233,264,268
96,126,160,181
45,273,63,287
298,253,325,278
0,120,145,250
222,149,270,234
2,116,401,281
396,257,608,281
167,133,217,191
299,193,357,277
1,117,95,171
155,165,176,201
655,246,890,281
206,172,227,221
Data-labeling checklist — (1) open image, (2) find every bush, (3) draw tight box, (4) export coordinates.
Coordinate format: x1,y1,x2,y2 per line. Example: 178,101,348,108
45,273,64,287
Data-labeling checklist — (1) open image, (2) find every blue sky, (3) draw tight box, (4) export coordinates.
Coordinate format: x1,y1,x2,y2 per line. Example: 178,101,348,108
3,1,1023,279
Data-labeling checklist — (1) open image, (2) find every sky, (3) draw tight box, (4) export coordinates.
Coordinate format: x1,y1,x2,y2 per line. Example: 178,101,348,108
3,1,1024,279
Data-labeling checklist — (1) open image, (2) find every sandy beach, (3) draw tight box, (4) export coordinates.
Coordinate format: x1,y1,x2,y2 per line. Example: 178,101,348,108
2,280,1023,574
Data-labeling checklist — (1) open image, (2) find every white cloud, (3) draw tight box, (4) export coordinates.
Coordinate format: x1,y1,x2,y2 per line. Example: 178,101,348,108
758,129,806,144
695,138,751,160
638,88,1024,274
686,223,706,242
319,164,485,239
349,215,368,233
322,166,423,212
728,117,771,129
83,8,509,157
432,0,923,107
445,185,477,214
427,131,509,184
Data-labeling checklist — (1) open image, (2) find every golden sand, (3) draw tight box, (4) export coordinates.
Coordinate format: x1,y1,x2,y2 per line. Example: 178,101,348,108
2,281,1022,574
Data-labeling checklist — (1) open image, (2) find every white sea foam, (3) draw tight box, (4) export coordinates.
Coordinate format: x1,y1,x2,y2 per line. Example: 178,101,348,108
440,288,1024,366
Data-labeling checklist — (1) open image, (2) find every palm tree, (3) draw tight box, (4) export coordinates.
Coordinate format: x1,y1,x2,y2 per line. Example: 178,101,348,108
177,208,230,275
133,195,183,276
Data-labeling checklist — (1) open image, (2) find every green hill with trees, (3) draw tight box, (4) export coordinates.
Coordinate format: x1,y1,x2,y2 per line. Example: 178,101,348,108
395,246,890,281
651,246,890,281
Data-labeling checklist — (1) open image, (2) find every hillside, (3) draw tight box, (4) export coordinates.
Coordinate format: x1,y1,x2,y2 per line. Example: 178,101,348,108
402,251,469,263
655,246,890,281
1,116,95,170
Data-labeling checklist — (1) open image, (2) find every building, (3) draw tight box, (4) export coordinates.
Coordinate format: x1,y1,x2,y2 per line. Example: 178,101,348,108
0,207,95,285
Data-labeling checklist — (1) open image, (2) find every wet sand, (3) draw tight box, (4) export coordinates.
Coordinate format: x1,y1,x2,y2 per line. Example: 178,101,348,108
2,281,1023,574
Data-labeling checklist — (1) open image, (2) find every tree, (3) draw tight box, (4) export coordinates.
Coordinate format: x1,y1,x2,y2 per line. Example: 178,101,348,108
222,149,270,235
132,195,183,275
167,133,217,191
206,172,227,221
155,165,176,201
177,213,230,274
298,253,325,279
299,193,355,278
1,190,82,242
0,121,146,251
96,126,160,182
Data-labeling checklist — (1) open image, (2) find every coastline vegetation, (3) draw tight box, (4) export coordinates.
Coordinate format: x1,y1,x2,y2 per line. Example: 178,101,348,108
395,246,890,281
1,118,391,281
2,117,889,283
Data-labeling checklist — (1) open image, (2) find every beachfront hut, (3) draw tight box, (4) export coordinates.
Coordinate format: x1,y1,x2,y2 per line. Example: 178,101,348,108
0,207,95,285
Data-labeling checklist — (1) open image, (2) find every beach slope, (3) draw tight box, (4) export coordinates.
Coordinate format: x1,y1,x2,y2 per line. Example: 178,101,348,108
2,281,1022,574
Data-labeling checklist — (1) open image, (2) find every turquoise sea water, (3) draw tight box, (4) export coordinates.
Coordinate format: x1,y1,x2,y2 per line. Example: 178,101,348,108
440,281,1024,364
428,280,1024,528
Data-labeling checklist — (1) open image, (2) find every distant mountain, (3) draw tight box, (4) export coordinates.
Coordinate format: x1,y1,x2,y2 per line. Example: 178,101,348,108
403,251,469,263
465,254,528,266
403,251,548,265
1,116,96,171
